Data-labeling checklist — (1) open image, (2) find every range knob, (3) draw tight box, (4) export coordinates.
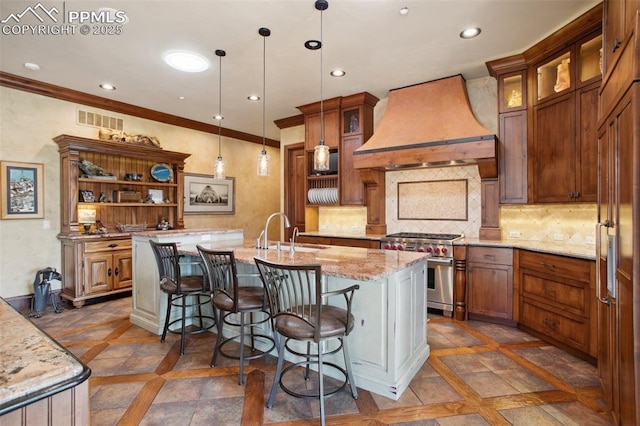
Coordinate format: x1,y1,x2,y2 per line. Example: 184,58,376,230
425,246,432,253
417,246,425,252
433,247,441,254
441,247,448,254
396,244,404,251
384,243,392,250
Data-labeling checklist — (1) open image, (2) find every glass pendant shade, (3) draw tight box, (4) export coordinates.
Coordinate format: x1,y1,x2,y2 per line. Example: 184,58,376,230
313,142,330,171
214,156,225,179
257,150,270,176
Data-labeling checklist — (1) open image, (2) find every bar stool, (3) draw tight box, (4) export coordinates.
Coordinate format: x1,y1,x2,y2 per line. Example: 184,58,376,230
197,246,275,385
254,258,359,426
149,240,214,355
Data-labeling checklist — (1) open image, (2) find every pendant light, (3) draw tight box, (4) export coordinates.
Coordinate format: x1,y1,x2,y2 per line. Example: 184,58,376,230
311,0,330,172
214,49,226,179
257,27,271,176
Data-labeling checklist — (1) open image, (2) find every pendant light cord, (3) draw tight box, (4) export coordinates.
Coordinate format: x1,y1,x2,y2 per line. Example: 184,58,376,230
262,32,267,155
319,7,324,144
218,52,223,159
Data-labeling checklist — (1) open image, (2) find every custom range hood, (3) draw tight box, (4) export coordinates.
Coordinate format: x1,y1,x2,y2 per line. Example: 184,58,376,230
353,75,497,177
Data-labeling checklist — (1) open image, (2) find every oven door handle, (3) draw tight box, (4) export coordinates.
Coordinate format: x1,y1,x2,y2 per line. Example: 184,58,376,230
427,258,454,267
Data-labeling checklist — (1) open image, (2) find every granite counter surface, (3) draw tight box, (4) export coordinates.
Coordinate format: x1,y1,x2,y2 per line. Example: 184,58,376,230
459,237,596,260
179,240,428,282
0,298,90,414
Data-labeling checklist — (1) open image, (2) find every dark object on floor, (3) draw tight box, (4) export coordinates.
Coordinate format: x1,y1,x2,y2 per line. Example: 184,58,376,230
29,267,63,318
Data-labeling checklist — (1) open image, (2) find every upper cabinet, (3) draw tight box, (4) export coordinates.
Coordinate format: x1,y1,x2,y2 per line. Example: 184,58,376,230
297,92,378,207
487,4,602,205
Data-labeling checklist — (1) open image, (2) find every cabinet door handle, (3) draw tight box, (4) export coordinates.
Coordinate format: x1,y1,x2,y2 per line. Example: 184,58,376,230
543,286,556,296
543,318,557,328
484,254,496,260
108,243,118,248
115,267,119,276
612,39,621,53
108,268,112,277
542,262,556,269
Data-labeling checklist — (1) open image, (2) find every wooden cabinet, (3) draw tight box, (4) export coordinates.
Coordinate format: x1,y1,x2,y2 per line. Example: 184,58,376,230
54,134,190,307
517,250,596,361
529,31,601,203
597,0,639,418
297,92,378,207
467,246,514,324
61,238,132,307
487,55,528,204
486,5,602,205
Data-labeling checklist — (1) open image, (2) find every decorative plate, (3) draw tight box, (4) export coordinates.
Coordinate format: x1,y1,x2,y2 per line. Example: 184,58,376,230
150,163,173,182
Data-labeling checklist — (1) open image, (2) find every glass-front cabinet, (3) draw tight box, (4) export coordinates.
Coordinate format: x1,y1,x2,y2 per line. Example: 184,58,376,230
535,32,602,103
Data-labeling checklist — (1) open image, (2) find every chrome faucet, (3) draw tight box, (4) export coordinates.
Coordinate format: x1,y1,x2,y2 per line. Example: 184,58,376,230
289,226,299,253
262,212,291,249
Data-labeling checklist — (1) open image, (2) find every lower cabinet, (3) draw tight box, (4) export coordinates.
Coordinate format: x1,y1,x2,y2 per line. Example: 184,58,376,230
517,250,596,360
60,237,132,307
467,246,514,324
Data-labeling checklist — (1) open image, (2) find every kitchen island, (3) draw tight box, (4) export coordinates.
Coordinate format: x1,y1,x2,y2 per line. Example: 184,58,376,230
180,240,429,400
131,228,430,400
0,298,90,423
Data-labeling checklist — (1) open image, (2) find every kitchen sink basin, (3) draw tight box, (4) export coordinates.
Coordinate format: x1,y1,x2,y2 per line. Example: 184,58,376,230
267,244,322,253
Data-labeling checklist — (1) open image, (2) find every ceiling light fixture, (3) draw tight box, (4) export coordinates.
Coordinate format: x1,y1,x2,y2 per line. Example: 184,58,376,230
163,50,210,72
248,95,260,101
459,27,481,39
399,7,409,16
310,0,330,173
214,49,226,180
99,83,116,90
24,62,40,71
257,27,271,176
331,69,345,77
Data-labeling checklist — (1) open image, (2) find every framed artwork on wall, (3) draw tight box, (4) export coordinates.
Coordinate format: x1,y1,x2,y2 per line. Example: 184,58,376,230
184,173,235,215
1,161,45,219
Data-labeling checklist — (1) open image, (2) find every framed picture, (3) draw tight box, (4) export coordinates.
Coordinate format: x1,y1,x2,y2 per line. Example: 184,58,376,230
1,161,44,219
184,173,235,215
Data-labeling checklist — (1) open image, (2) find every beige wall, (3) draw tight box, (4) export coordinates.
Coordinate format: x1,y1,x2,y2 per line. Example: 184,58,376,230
0,86,279,298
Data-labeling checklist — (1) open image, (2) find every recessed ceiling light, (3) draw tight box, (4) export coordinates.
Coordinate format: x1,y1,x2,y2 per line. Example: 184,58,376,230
163,50,210,72
331,69,345,77
213,114,223,120
99,83,116,90
399,7,409,16
24,62,40,71
247,95,260,101
178,96,185,100
460,27,481,39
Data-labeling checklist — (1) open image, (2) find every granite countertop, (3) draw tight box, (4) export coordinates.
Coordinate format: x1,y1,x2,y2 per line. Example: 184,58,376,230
132,228,244,238
0,299,90,414
299,231,595,261
458,237,596,260
179,240,428,282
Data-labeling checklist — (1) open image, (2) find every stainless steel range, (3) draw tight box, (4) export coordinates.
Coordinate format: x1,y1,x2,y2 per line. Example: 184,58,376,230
381,232,463,317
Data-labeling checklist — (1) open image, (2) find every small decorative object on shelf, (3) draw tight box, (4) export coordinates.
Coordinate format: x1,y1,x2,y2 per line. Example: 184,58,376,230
350,114,359,133
79,190,95,202
554,58,570,93
78,159,116,179
150,163,173,182
98,129,162,148
115,223,147,232
506,90,522,108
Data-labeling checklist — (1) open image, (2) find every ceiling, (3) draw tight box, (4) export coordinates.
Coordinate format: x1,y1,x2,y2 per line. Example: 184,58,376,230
0,0,600,142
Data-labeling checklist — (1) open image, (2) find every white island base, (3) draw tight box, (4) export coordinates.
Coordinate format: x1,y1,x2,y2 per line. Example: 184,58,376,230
132,231,430,401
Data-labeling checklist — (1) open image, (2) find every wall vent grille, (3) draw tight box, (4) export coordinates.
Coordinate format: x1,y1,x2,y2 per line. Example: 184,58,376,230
77,109,124,131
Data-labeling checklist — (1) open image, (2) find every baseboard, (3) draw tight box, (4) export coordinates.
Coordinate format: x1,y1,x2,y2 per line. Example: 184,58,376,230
3,290,64,313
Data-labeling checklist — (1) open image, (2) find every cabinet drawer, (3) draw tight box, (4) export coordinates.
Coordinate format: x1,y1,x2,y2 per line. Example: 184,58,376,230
521,272,588,317
521,300,589,353
84,239,132,253
519,250,591,282
468,247,512,265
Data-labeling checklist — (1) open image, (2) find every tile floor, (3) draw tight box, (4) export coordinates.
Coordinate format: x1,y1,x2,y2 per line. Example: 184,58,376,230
28,296,613,425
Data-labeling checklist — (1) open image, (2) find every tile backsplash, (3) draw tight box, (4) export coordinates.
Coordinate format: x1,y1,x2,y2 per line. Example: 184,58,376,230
317,165,597,247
